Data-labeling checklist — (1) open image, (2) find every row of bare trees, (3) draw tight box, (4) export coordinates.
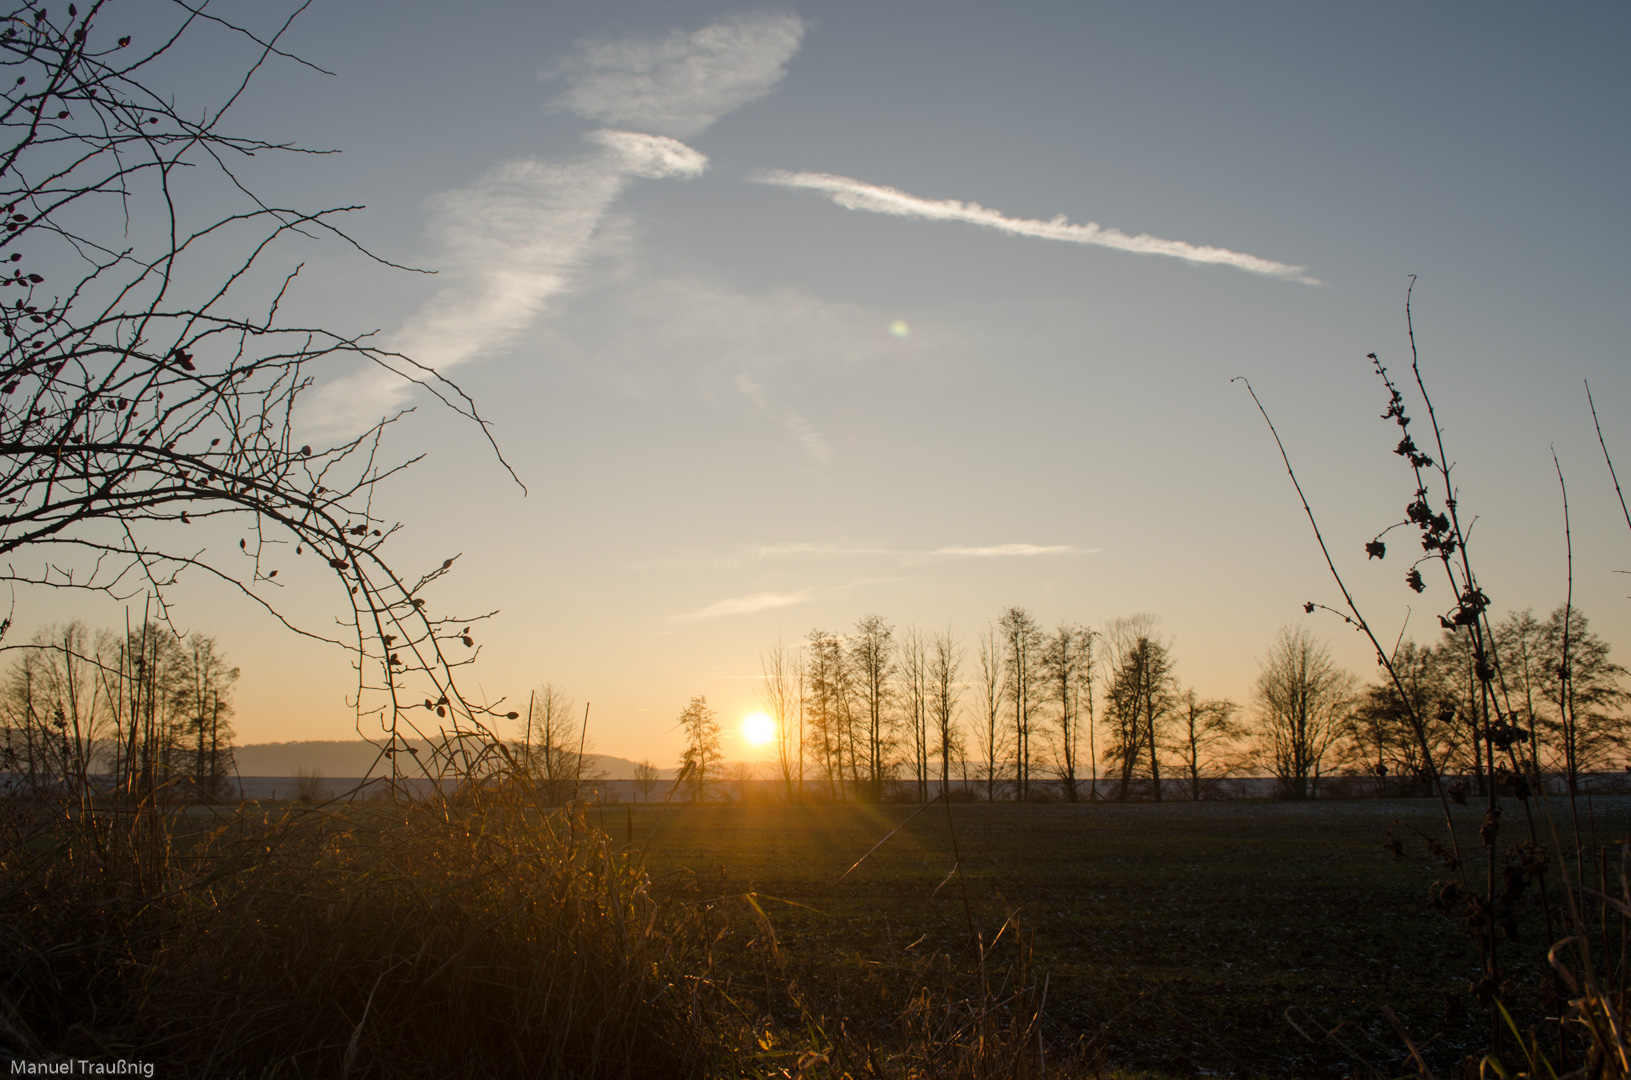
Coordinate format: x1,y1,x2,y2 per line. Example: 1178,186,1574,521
755,608,1239,802
750,603,1626,802
0,620,238,798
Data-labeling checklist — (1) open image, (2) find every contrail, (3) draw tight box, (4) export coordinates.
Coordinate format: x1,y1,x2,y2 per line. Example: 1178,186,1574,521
754,169,1318,283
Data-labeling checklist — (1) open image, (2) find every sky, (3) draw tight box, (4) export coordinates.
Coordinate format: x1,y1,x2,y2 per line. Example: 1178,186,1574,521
24,1,1631,766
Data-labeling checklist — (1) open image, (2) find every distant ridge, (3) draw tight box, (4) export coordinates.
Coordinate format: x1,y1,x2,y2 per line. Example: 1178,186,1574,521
232,740,675,780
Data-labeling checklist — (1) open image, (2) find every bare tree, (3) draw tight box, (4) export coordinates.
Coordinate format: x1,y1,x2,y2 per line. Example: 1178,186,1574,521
118,619,189,795
631,759,660,803
1530,605,1629,790
1170,689,1241,801
794,645,805,800
759,637,800,801
177,632,237,798
522,683,601,804
974,623,1008,801
851,614,897,801
1102,614,1176,801
675,695,721,803
929,626,963,799
1077,630,1099,800
1039,622,1092,802
804,629,852,799
1252,625,1354,799
0,621,111,791
898,624,930,801
1343,638,1466,791
0,1,520,799
998,606,1042,800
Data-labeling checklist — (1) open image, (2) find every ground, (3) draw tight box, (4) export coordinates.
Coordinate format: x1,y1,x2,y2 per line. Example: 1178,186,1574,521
625,793,1631,1078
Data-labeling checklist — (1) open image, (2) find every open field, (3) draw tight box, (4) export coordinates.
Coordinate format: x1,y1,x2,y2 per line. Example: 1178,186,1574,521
627,795,1631,1078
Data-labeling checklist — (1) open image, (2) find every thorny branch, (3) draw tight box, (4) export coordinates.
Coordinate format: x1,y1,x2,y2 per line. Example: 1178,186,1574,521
0,0,523,791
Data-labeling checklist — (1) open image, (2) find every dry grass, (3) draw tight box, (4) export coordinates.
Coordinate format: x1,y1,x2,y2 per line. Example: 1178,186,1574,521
0,784,1080,1079
0,790,716,1078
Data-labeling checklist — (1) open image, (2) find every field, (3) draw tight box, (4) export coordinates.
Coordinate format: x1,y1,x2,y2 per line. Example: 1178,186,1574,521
626,794,1631,1078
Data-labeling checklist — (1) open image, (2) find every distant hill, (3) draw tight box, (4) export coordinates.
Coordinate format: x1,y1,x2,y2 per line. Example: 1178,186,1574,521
232,740,674,780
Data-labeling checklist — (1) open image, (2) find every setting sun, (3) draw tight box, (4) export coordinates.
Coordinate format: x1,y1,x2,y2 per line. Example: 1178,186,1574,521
742,711,776,746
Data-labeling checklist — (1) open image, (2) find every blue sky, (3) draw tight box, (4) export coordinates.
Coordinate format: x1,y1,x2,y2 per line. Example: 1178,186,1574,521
36,1,1631,762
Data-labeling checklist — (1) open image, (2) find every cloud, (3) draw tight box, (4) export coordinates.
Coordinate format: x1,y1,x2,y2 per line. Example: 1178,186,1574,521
927,543,1088,558
305,132,700,431
306,13,803,433
752,170,1318,283
671,587,823,622
587,129,710,178
546,12,806,137
748,541,1094,561
397,131,704,371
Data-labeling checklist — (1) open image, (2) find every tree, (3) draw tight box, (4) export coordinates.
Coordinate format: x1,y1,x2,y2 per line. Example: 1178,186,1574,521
0,2,517,795
1530,605,1628,790
998,606,1043,799
1102,615,1177,801
851,614,897,801
675,695,721,803
974,624,1008,801
176,633,238,798
759,637,800,801
521,683,602,804
1252,625,1354,799
631,759,660,803
1170,689,1241,801
1039,622,1092,802
117,619,190,795
0,617,241,801
804,629,853,798
928,626,963,798
897,624,928,801
0,621,112,793
1494,608,1548,753
1343,639,1463,791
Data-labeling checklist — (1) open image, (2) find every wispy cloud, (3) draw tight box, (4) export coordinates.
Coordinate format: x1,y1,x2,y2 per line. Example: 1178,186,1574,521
306,13,806,433
636,541,1095,571
546,12,806,137
752,170,1317,283
671,587,823,622
927,543,1086,557
753,541,1094,561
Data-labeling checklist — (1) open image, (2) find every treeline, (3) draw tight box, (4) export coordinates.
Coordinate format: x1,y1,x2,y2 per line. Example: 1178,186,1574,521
742,603,1627,803
0,621,239,798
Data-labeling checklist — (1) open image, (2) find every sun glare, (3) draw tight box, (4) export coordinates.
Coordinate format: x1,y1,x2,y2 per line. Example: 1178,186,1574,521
742,711,776,746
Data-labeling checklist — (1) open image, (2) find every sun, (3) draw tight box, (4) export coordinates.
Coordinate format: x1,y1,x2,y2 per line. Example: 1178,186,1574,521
742,711,776,747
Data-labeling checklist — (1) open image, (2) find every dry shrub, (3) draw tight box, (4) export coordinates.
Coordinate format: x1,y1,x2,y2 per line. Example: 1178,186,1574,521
0,790,714,1078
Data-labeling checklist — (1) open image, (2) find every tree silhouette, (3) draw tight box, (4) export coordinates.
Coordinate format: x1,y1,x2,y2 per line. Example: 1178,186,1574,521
1252,625,1353,799
997,606,1042,799
1102,614,1176,801
675,694,720,802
